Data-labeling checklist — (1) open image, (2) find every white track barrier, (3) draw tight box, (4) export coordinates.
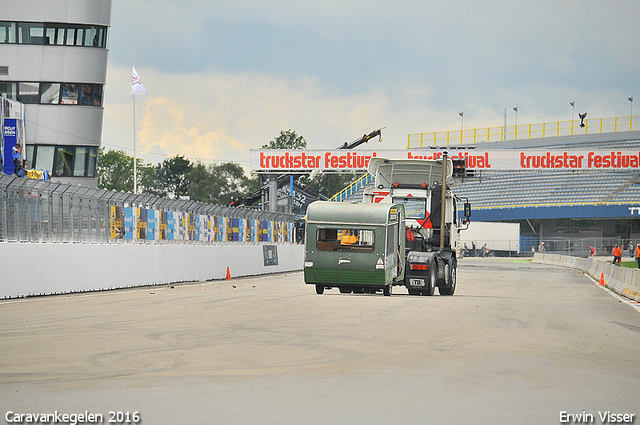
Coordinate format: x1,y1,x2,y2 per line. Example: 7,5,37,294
532,253,640,302
1,243,305,299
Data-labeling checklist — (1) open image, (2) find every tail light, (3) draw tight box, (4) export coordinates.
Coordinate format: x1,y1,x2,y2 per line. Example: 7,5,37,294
410,264,429,271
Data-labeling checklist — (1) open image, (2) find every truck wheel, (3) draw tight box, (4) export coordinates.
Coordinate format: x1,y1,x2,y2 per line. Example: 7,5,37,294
440,262,457,296
339,287,351,294
425,258,437,296
315,284,324,295
383,284,392,296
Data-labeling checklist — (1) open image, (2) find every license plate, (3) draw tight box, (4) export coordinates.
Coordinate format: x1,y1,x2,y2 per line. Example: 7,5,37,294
409,278,425,287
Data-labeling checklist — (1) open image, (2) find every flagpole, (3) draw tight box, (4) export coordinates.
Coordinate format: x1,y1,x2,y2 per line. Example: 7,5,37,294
133,95,137,193
130,65,147,194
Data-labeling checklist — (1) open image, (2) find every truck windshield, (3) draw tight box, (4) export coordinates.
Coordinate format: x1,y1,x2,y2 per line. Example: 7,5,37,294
316,228,374,252
394,198,426,219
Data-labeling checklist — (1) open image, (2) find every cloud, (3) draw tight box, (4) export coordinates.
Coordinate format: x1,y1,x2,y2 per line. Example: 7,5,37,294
103,64,438,168
103,0,640,172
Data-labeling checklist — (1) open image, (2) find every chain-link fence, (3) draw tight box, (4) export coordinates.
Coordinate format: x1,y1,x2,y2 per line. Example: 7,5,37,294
461,236,636,258
0,175,295,244
531,237,637,259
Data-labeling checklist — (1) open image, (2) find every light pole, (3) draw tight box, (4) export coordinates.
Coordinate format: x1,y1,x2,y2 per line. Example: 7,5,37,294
570,101,575,122
629,96,634,130
513,106,518,138
459,111,464,143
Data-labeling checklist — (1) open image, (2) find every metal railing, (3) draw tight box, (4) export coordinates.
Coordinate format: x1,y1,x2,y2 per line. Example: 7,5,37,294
328,173,373,202
0,174,295,244
408,115,638,147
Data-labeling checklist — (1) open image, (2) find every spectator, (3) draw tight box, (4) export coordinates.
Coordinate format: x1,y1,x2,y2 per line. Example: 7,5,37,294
589,245,596,257
636,243,640,269
463,243,468,257
629,242,634,258
471,241,476,257
531,246,536,256
481,243,488,257
12,142,23,177
612,244,622,266
538,241,545,252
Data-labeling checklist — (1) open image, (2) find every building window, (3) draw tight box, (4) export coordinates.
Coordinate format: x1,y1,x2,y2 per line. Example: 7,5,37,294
30,145,98,177
33,145,55,173
0,82,17,100
18,82,39,104
0,21,16,43
79,84,102,106
1,81,103,106
55,146,74,176
40,83,61,104
0,21,108,47
61,83,79,104
87,148,97,177
65,24,84,46
18,22,45,44
94,26,107,48
45,23,66,46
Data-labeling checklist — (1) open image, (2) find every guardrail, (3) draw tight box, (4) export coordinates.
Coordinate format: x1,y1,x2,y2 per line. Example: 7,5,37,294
408,115,638,147
0,174,295,244
532,252,640,302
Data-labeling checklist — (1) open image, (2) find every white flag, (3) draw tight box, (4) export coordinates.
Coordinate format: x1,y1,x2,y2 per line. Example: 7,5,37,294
130,66,148,97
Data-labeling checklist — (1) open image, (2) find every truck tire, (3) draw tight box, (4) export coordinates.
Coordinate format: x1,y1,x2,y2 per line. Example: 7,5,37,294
339,287,351,294
439,261,457,296
424,258,437,296
383,284,392,296
315,284,324,295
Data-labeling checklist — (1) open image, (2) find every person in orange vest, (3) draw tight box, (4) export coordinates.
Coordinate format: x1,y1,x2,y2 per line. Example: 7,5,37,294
635,243,640,269
612,244,622,266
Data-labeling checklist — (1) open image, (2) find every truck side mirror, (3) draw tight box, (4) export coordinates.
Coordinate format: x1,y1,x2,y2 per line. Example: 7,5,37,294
464,202,471,218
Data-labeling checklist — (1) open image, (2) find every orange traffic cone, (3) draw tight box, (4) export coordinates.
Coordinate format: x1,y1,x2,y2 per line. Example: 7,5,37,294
226,266,232,280
598,273,605,286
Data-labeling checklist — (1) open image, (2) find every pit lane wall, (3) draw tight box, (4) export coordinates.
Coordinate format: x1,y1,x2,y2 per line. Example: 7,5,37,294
0,243,305,299
532,253,640,301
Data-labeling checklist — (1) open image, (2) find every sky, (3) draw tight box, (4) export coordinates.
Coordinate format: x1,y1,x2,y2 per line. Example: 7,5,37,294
101,0,640,171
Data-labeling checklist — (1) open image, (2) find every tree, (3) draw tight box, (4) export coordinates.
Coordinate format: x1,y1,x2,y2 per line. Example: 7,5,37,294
261,129,307,149
153,155,193,198
188,162,254,205
97,147,154,192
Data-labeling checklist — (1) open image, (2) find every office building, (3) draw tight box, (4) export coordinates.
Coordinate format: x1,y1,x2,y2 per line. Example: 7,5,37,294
0,0,112,187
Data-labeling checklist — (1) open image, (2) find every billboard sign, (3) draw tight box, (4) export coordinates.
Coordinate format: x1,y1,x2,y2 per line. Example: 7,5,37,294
250,149,640,172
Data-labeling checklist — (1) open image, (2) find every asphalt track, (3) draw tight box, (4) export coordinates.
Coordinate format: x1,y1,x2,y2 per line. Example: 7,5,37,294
1,258,639,425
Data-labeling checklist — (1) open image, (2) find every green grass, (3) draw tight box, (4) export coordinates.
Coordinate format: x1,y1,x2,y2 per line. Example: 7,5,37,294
607,260,639,268
619,260,639,269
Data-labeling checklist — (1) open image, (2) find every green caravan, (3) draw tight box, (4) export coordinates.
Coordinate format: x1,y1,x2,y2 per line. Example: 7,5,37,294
304,201,405,296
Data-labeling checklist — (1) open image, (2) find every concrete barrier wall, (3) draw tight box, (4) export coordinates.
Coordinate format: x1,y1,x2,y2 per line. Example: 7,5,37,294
1,243,305,299
532,253,640,302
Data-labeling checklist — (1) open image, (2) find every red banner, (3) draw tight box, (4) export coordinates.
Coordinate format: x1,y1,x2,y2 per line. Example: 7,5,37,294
250,149,640,171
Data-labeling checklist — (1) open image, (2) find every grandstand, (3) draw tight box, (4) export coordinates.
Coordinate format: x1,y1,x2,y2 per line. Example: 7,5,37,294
452,131,640,217
332,129,640,254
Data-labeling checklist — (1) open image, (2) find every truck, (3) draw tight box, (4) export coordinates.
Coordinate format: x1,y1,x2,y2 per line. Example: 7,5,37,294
304,152,470,296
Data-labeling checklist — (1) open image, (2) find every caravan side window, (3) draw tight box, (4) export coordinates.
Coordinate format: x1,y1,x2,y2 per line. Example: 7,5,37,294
316,228,374,252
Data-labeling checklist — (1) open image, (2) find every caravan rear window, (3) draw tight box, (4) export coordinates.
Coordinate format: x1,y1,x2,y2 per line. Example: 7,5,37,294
316,228,374,252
